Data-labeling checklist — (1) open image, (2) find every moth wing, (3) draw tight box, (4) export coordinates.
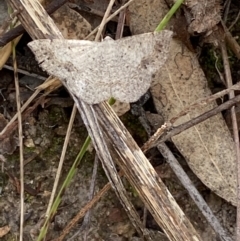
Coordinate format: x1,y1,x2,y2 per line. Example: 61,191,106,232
109,31,172,102
28,39,96,78
90,31,172,102
67,31,172,103
28,31,172,104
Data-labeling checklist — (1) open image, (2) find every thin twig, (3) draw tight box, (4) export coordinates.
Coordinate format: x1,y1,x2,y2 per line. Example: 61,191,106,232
3,64,46,80
52,181,112,241
220,40,240,241
142,95,240,152
221,20,240,59
85,0,135,40
223,0,231,23
157,143,233,241
95,0,116,41
115,9,126,40
228,10,240,31
160,95,240,142
67,3,118,21
170,82,240,124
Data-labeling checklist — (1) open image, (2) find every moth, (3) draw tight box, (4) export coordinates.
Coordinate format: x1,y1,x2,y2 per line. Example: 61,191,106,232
28,30,172,104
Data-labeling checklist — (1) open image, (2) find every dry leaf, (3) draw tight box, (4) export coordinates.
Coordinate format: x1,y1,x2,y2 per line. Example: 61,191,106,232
51,4,92,40
128,0,237,205
42,1,92,40
185,0,222,34
151,40,236,205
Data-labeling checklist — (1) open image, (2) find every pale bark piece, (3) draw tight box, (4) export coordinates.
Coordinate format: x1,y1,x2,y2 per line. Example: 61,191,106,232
151,39,237,205
28,31,172,104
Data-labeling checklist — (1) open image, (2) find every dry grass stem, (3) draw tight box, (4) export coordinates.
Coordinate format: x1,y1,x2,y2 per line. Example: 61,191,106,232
45,104,77,218
85,0,135,40
12,39,24,241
